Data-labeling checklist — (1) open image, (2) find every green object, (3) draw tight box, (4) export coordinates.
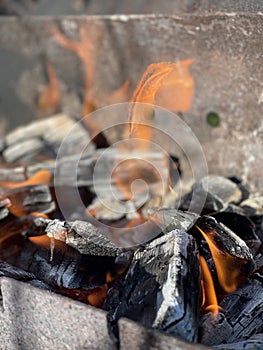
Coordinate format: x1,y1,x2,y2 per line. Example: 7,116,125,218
207,111,220,127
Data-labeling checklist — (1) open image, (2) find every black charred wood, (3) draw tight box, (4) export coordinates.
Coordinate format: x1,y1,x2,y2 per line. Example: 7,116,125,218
0,234,119,290
25,216,122,257
107,230,201,343
195,216,253,261
199,279,263,346
214,333,263,350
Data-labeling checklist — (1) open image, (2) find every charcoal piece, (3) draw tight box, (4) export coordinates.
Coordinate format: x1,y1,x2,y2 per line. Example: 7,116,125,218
150,208,199,233
0,234,119,290
0,166,26,182
2,114,95,164
108,230,201,342
182,175,243,214
0,260,52,291
199,312,232,346
212,211,261,256
196,216,253,261
26,217,122,257
214,333,263,350
1,184,55,216
0,200,9,220
241,196,263,216
199,279,263,346
3,138,44,163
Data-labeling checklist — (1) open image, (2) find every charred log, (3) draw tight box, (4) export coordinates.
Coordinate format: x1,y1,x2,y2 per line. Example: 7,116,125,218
107,230,201,343
0,234,122,290
199,279,263,346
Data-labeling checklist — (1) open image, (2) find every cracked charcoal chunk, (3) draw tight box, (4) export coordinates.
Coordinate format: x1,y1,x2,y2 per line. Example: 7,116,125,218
196,216,253,261
0,234,119,290
149,208,199,233
214,334,263,350
200,280,263,346
25,217,122,257
182,175,244,214
107,230,200,342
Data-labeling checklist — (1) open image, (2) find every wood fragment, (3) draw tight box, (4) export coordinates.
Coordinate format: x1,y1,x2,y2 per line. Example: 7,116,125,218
199,279,263,346
213,334,263,350
26,217,122,257
107,230,201,343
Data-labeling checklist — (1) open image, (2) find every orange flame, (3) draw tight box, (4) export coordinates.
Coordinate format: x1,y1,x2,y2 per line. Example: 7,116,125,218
196,226,246,294
128,60,194,140
0,170,51,189
51,24,129,132
199,255,220,316
38,61,60,114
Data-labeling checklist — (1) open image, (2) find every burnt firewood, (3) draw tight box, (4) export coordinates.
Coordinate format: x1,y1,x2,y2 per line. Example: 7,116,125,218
212,211,261,256
0,260,51,290
195,216,253,261
0,234,122,290
199,279,263,346
214,334,263,350
107,230,201,343
25,217,122,256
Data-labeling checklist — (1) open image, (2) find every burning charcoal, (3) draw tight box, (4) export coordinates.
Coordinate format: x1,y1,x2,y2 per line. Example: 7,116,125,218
2,138,44,163
0,166,27,182
199,279,263,346
26,217,122,257
214,333,263,350
196,216,253,261
150,208,199,233
1,114,95,164
0,184,55,217
212,211,261,256
182,175,244,214
107,230,201,342
0,234,120,290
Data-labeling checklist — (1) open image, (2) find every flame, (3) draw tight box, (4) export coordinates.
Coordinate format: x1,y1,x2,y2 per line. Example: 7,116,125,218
128,60,194,140
51,24,129,131
199,255,220,316
196,226,246,294
38,61,60,114
196,224,251,316
0,170,51,189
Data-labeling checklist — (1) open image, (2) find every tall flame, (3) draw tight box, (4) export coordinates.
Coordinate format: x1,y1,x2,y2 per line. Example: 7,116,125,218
196,226,246,294
128,60,194,140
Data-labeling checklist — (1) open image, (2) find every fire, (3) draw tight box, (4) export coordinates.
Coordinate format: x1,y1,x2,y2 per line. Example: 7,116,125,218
196,225,249,316
38,61,60,114
199,255,220,316
128,60,194,140
0,170,51,189
51,24,129,129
